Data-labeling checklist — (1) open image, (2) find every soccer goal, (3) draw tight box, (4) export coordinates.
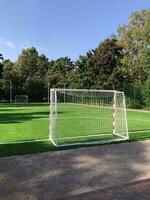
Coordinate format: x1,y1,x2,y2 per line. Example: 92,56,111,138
49,89,128,147
15,95,28,103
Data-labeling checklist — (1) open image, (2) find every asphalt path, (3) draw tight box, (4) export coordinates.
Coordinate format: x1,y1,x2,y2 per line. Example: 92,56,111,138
0,140,150,200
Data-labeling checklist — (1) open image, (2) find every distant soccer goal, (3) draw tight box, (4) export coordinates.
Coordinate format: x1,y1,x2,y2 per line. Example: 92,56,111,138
49,89,129,147
15,95,28,103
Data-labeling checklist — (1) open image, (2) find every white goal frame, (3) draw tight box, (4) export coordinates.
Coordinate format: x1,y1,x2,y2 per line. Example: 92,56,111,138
14,95,28,103
49,88,129,147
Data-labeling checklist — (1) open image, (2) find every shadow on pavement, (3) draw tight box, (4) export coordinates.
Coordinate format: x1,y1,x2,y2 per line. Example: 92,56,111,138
0,141,150,200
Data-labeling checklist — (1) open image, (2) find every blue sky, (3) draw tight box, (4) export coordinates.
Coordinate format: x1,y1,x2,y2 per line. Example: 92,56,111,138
0,0,150,61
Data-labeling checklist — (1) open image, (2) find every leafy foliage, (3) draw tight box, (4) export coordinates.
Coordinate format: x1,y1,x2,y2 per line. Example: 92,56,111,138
47,57,75,88
118,10,150,83
0,53,4,78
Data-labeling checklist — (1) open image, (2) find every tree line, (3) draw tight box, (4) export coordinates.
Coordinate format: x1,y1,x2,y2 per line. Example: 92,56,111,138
0,10,150,108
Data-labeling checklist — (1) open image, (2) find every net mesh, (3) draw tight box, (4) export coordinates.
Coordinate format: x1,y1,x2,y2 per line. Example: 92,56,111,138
49,89,128,146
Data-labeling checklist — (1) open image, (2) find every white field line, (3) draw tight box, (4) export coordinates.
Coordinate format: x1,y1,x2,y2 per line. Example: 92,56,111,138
129,119,150,122
127,108,150,113
61,103,113,110
0,130,149,145
0,108,43,111
0,134,113,145
59,103,150,114
0,116,114,123
129,130,150,134
1,117,150,123
0,107,32,110
57,118,150,122
65,103,150,113
0,138,50,145
0,118,49,123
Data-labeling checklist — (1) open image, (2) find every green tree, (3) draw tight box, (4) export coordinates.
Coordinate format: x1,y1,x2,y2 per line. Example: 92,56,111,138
74,38,124,90
47,57,75,88
0,53,4,78
74,51,95,89
13,47,39,81
36,54,49,78
3,59,14,80
118,9,150,82
0,60,14,100
0,53,3,60
0,53,4,99
12,47,49,101
93,37,124,89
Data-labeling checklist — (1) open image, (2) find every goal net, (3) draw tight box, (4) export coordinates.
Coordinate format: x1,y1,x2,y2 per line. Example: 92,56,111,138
49,89,128,147
15,95,28,103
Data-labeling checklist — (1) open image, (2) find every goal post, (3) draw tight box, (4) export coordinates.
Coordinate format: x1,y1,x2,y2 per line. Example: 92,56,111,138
49,89,129,147
14,95,28,103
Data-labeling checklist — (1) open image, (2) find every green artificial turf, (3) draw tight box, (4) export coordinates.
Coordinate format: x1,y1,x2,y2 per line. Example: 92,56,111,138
0,103,150,156
0,103,49,143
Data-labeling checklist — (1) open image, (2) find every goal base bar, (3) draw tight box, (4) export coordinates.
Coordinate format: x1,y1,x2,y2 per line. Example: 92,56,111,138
113,132,129,140
50,138,128,147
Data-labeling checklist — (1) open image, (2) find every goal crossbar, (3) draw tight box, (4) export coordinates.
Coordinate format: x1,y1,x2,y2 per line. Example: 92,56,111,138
51,88,124,93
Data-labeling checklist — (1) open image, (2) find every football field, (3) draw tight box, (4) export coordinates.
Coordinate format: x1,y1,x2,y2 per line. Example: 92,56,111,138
0,103,150,155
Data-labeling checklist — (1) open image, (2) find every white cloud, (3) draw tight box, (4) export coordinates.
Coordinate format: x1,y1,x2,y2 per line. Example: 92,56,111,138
0,37,15,49
6,41,15,49
21,41,46,52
